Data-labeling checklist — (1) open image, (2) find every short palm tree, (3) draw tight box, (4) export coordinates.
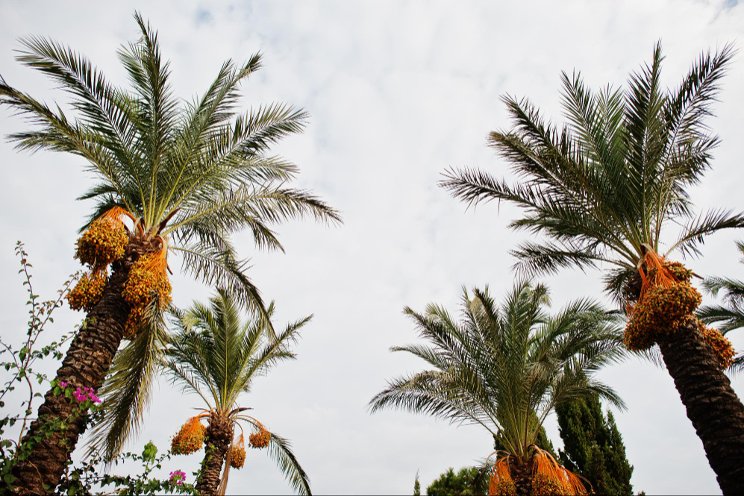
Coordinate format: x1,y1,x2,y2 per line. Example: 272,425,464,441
0,14,338,493
165,289,311,496
698,241,744,372
370,281,625,496
440,44,744,493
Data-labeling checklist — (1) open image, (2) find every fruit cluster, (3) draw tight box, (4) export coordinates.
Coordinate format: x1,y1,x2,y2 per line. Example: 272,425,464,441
122,249,172,339
67,271,107,311
75,217,128,268
229,437,246,469
490,479,516,496
624,282,702,350
530,448,586,496
171,416,206,455
249,427,271,449
488,458,516,496
700,324,735,369
624,253,702,351
664,261,693,282
69,209,131,314
531,475,564,496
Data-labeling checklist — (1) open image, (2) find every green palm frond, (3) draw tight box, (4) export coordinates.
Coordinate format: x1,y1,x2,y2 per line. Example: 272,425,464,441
170,243,266,320
371,282,624,460
440,43,740,299
265,430,312,496
699,241,744,339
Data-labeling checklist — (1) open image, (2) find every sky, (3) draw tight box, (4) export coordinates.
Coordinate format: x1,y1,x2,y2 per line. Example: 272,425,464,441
1,0,744,494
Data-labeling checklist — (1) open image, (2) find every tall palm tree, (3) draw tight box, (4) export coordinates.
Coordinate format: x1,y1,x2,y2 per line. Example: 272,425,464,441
165,290,311,495
370,281,625,496
698,240,744,372
0,14,338,494
440,44,744,493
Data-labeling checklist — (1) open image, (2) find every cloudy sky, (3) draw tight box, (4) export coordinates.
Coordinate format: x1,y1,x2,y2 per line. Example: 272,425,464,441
2,0,744,494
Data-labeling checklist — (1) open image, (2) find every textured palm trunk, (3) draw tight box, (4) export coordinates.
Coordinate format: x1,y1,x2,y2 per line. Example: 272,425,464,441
657,323,744,495
510,458,531,496
9,244,145,495
196,415,233,495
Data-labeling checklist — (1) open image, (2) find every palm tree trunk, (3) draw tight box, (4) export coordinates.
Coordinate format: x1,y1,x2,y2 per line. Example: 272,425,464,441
196,415,233,495
9,250,140,495
508,458,531,496
657,323,744,495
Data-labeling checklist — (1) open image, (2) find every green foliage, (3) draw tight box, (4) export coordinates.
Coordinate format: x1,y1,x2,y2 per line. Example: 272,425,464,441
414,471,421,496
165,290,312,495
426,467,486,496
698,240,744,372
370,281,625,462
441,43,741,303
0,243,80,487
58,441,196,495
556,392,633,495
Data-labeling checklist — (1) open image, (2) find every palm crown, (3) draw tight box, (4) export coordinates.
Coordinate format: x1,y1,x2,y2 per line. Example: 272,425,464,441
370,281,625,463
0,13,340,309
165,289,311,495
441,43,742,300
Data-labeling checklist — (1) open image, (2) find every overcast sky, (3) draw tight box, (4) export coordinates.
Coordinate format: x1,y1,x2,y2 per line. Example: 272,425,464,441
2,1,744,494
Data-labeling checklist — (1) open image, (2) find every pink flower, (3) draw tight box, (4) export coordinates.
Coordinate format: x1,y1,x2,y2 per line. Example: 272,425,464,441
169,470,187,485
73,387,87,402
72,386,102,404
83,386,102,404
58,380,68,389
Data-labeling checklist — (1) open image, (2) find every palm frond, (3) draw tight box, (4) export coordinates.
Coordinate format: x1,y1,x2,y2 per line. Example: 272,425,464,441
170,242,271,327
665,209,744,257
265,431,312,495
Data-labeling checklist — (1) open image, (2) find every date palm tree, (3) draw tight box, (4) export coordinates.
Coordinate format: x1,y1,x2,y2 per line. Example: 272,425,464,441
0,14,338,494
440,43,744,493
165,289,311,495
370,281,625,495
698,240,744,372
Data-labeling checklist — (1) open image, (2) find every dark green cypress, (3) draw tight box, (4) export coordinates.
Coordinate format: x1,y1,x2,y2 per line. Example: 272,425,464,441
556,392,633,495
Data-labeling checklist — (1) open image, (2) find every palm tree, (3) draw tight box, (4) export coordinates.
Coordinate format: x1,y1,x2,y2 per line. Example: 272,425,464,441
440,43,744,493
0,14,338,494
698,240,744,372
370,281,625,496
165,290,311,495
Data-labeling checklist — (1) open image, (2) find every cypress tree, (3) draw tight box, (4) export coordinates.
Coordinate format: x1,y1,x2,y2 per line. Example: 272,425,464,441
556,392,633,495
